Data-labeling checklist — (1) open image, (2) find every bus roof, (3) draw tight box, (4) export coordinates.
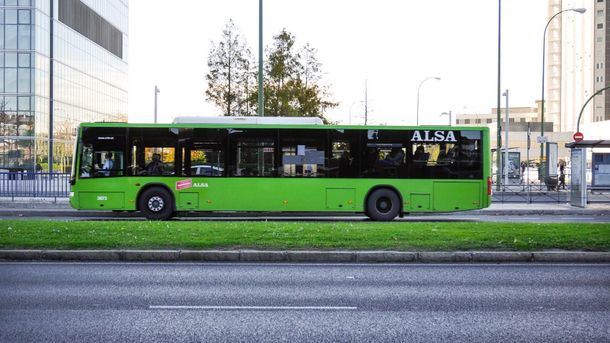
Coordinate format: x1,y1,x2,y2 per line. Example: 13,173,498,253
81,121,489,132
172,116,324,125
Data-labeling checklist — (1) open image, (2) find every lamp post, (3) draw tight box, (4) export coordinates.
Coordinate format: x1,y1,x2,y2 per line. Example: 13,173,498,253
416,77,440,126
502,89,509,189
154,85,160,124
540,7,586,167
576,85,610,133
440,111,452,126
258,0,264,116
349,101,364,125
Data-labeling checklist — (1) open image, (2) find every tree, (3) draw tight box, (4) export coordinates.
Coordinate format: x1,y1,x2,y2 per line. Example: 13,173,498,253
205,19,254,116
256,29,337,122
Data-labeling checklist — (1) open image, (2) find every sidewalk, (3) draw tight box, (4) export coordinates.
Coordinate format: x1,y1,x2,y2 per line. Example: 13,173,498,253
0,197,608,216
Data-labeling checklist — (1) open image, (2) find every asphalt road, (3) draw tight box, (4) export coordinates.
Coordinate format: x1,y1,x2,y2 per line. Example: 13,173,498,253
0,263,608,342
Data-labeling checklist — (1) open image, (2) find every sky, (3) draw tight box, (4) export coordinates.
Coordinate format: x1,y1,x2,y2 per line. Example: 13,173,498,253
128,0,549,126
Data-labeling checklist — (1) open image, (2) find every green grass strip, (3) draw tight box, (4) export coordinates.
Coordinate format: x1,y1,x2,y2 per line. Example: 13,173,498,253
0,220,609,251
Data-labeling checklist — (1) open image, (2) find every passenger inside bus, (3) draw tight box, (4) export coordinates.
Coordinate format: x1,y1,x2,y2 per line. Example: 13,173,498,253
413,145,429,162
377,148,405,167
99,152,114,176
145,153,165,175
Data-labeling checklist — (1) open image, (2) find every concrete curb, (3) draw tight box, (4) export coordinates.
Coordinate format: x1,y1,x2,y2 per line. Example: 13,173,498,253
0,250,609,263
0,209,609,217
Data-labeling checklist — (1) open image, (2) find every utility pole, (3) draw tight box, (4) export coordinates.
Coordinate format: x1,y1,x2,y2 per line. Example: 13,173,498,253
364,80,368,125
495,0,502,191
154,85,159,124
503,89,509,189
257,0,264,116
49,0,54,175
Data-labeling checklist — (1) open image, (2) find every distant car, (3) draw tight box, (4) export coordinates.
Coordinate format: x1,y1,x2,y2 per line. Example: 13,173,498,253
191,164,223,176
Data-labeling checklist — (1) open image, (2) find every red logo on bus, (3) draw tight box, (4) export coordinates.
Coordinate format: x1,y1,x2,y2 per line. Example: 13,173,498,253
573,132,584,142
176,179,192,190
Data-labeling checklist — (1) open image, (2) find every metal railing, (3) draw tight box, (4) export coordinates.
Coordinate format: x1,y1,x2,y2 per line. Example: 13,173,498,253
492,180,610,203
492,181,568,203
0,172,70,199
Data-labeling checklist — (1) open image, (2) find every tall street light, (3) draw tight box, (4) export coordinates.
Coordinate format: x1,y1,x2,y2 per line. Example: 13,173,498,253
540,7,586,169
440,111,452,126
154,85,160,124
416,77,440,126
258,0,264,116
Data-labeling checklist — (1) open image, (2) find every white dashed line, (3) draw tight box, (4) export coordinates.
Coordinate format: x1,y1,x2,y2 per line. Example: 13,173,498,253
149,305,357,311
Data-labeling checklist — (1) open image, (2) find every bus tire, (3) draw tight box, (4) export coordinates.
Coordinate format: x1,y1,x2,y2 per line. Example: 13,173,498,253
138,187,174,220
366,188,400,221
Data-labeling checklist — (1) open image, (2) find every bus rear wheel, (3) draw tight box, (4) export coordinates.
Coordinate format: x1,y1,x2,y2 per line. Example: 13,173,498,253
138,187,174,220
366,189,400,221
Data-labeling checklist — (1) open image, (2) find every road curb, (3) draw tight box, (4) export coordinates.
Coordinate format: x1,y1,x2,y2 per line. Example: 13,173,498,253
0,250,608,263
0,209,609,217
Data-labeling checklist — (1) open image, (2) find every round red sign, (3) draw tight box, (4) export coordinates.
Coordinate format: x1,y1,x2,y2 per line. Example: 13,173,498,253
573,132,584,142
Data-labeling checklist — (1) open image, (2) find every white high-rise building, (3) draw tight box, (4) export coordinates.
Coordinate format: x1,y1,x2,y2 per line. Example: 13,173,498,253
546,0,609,133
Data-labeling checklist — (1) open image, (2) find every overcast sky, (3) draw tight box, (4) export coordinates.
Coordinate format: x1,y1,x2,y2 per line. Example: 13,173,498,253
128,0,551,125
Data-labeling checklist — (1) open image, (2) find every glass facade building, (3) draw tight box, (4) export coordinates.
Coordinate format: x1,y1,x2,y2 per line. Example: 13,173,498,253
0,0,127,173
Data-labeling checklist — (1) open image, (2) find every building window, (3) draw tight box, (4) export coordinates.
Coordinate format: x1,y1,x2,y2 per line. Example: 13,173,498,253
598,23,604,29
520,118,526,123
486,119,493,124
474,119,481,124
464,119,470,124
598,37,604,42
597,10,604,16
509,118,515,123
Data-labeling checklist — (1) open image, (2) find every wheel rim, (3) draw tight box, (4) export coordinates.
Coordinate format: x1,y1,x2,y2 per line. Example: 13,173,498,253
376,196,392,214
147,196,165,212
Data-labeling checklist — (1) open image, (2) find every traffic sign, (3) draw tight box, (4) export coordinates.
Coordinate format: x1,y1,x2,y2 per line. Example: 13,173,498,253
573,132,584,142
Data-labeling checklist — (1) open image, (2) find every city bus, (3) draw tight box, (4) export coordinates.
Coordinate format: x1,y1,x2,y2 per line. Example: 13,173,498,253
69,117,491,220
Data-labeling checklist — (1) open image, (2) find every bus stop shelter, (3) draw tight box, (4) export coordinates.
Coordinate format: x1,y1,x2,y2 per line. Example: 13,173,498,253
565,140,610,207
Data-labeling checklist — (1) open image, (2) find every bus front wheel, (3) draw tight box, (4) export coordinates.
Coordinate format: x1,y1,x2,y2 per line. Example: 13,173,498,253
366,189,400,221
138,187,174,220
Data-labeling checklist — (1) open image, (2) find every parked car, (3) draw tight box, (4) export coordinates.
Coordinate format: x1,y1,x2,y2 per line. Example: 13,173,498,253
190,164,223,176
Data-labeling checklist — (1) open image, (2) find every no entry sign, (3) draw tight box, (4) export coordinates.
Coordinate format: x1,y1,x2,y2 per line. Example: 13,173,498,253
573,132,584,142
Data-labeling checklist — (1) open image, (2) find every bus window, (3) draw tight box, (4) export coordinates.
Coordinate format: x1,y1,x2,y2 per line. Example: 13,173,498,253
229,129,277,177
189,147,224,176
410,142,458,179
143,147,174,176
457,131,482,179
79,127,125,178
361,130,406,178
129,128,179,176
280,129,326,177
329,129,359,178
330,141,352,177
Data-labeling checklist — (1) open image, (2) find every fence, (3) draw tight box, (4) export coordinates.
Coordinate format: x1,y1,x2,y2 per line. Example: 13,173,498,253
492,180,610,203
1,172,608,204
0,172,71,199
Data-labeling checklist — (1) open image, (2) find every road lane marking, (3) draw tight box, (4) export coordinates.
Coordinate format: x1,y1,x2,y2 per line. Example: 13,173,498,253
149,305,357,311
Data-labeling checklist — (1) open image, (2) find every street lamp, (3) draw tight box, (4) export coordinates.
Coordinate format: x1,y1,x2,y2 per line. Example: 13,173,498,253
154,85,160,124
349,101,363,125
540,7,586,168
440,111,452,126
416,77,440,126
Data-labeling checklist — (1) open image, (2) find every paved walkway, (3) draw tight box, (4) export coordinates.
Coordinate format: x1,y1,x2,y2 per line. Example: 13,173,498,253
0,197,608,216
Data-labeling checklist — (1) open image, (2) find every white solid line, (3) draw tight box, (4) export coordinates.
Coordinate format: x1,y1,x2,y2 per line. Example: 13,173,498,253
149,305,357,311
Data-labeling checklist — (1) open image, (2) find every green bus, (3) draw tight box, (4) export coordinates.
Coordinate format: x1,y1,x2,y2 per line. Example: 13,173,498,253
69,117,491,220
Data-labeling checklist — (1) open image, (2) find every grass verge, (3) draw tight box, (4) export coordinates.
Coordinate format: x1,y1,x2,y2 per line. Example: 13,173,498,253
0,220,609,251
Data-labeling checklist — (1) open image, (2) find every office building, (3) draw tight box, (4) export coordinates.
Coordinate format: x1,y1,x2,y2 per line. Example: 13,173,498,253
547,0,609,131
0,0,128,173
